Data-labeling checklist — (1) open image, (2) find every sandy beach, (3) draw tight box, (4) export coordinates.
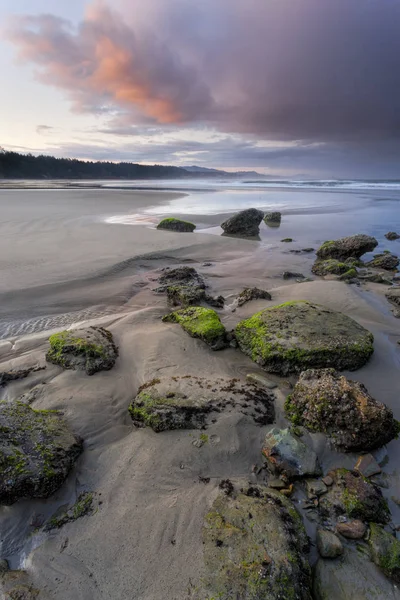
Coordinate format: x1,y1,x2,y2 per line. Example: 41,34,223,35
1,183,400,599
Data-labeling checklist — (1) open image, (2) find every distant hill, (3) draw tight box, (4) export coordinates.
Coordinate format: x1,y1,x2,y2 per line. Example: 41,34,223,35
0,149,263,180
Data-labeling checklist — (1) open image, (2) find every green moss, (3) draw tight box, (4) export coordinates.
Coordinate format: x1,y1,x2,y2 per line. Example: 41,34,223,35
200,433,209,443
312,259,350,276
339,268,358,281
163,307,226,348
157,218,196,232
47,492,94,529
47,330,106,365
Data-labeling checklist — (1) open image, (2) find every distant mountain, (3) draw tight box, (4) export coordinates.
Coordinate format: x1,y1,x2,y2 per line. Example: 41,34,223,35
0,149,263,180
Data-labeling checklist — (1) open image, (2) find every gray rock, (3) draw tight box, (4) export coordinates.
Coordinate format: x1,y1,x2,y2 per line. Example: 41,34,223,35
156,218,196,232
221,208,264,236
237,287,271,306
282,271,305,280
0,401,83,505
316,529,343,558
46,326,118,375
262,428,321,480
336,520,367,539
386,232,400,241
264,211,282,224
0,366,44,387
155,266,223,308
316,234,378,260
313,547,400,600
368,523,400,583
366,253,399,271
235,301,374,375
318,469,390,524
129,376,275,432
386,288,400,307
203,481,312,600
285,369,399,452
355,454,382,478
306,480,328,497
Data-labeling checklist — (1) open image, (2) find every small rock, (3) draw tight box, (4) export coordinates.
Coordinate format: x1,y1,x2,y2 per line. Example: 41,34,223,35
262,428,321,480
264,211,282,225
355,454,382,478
282,271,305,280
268,478,287,490
246,373,277,390
336,520,367,540
385,232,400,241
281,238,293,243
316,529,343,558
366,252,399,271
0,559,9,575
316,234,378,261
237,287,271,307
306,480,328,498
302,248,315,253
322,476,333,487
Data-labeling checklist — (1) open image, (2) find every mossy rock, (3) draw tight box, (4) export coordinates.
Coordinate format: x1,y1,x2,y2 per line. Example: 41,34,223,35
163,307,227,350
221,208,264,236
46,326,118,375
129,376,275,432
157,218,196,232
285,369,400,451
316,235,378,261
368,523,400,583
0,401,82,505
366,252,399,271
202,481,312,600
235,301,374,375
264,211,282,226
318,469,390,524
312,259,355,277
155,266,223,309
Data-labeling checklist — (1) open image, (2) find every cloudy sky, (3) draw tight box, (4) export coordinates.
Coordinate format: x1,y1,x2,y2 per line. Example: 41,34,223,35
1,0,400,177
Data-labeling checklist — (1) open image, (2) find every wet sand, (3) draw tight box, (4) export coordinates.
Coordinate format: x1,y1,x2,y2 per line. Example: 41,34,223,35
0,187,400,599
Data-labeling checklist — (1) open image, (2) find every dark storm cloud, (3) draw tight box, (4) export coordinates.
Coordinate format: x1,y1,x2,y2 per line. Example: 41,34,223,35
7,0,400,143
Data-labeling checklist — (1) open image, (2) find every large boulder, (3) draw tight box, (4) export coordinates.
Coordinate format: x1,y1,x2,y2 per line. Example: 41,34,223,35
313,547,400,600
221,208,264,236
46,326,118,375
129,376,275,431
316,234,378,261
262,428,321,480
234,301,374,375
162,307,227,350
202,481,312,600
366,252,399,271
368,523,400,583
0,402,82,505
156,218,196,232
285,369,399,452
318,469,390,524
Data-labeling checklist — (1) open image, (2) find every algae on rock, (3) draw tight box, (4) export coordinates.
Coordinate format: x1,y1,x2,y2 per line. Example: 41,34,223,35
235,301,374,375
163,307,227,350
285,369,400,451
202,481,312,600
0,401,82,505
46,326,118,375
156,218,196,232
368,523,400,583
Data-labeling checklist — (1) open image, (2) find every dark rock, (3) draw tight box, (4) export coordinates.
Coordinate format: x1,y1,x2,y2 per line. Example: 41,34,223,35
313,547,400,600
237,287,272,306
316,529,343,558
156,267,223,308
221,208,264,236
322,476,334,487
262,428,321,480
129,376,275,432
45,491,94,530
285,369,399,452
316,234,378,260
46,326,118,375
302,248,315,253
0,366,44,387
368,523,400,583
306,480,328,497
162,307,227,350
385,232,400,241
235,301,374,375
355,455,382,478
386,288,400,307
202,481,312,600
0,559,9,575
0,402,83,505
281,238,293,242
318,469,390,524
366,252,399,271
282,271,305,280
312,258,357,277
157,218,196,232
263,211,282,225
336,520,367,539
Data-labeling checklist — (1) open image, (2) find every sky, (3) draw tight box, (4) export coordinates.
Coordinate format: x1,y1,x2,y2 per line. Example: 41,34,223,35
1,0,400,178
